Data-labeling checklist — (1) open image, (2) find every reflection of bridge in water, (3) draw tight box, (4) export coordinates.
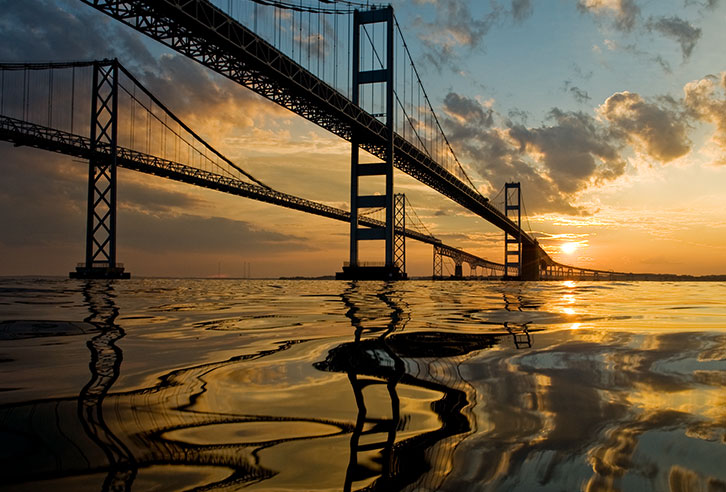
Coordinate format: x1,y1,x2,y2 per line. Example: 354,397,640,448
0,281,537,490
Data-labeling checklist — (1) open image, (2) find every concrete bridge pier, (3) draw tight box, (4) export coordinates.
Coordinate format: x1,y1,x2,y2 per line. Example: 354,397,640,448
520,241,542,281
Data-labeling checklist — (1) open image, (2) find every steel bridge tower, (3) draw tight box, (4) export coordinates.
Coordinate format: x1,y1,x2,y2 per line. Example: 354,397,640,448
504,182,522,279
337,6,402,280
70,60,129,279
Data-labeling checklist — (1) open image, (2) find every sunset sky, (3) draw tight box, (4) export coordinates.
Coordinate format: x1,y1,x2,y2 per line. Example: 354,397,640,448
1,0,726,278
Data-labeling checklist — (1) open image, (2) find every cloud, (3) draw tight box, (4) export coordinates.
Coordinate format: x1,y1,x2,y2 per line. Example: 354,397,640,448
443,92,494,128
137,54,289,139
577,0,640,32
0,144,314,265
684,0,721,9
0,148,85,248
442,93,628,215
647,16,702,60
509,109,627,193
413,0,498,50
683,73,726,155
653,55,673,74
511,0,534,22
120,210,314,255
564,82,592,104
598,91,691,162
0,0,155,67
411,0,534,71
0,0,290,151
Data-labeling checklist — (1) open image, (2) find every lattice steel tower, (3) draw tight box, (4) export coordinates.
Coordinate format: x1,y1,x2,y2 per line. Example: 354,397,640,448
70,59,129,279
504,182,522,279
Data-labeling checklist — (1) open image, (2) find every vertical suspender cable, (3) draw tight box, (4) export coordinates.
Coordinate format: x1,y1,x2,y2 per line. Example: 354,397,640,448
48,69,53,127
22,68,27,121
347,10,351,98
130,84,135,149
292,2,296,61
70,67,75,134
146,97,150,155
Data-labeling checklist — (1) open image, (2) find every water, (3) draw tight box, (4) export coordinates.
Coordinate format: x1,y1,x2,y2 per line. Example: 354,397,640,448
1,278,725,491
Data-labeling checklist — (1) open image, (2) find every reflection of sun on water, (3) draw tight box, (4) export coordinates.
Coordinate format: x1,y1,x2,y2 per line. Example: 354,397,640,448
563,280,576,288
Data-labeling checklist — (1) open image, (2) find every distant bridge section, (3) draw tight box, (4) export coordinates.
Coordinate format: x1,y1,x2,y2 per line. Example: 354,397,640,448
0,114,438,244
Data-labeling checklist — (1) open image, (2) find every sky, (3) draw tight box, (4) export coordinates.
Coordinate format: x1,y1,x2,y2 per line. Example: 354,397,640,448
1,0,726,278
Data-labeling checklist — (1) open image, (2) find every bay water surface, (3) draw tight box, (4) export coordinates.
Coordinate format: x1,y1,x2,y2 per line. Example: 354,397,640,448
1,278,725,491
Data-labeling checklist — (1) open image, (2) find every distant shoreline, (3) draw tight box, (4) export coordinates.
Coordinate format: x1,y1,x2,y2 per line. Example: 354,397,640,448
1,275,725,282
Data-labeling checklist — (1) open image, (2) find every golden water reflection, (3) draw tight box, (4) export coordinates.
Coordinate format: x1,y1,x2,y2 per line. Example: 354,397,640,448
0,279,725,491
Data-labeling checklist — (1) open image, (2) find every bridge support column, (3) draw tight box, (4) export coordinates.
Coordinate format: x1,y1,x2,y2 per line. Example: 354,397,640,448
521,239,542,281
337,6,400,280
70,59,129,279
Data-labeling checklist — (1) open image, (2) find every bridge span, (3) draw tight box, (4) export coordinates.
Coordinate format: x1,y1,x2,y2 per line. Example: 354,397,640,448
74,0,570,280
1,0,632,280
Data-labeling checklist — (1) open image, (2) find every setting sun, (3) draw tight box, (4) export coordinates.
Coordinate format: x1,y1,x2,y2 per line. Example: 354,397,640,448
561,242,579,254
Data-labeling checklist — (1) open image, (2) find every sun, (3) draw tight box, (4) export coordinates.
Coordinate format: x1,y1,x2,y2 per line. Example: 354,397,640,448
561,242,579,254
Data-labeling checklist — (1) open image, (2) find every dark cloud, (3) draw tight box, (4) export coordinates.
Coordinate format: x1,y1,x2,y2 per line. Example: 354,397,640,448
442,93,627,214
511,0,534,22
411,0,534,71
0,0,281,145
684,0,721,9
599,91,691,162
577,0,641,32
564,82,592,104
412,0,498,49
120,211,313,255
0,147,85,248
0,144,310,260
652,55,673,74
120,178,208,214
647,16,702,60
0,0,155,68
509,109,626,193
442,87,700,212
443,92,494,128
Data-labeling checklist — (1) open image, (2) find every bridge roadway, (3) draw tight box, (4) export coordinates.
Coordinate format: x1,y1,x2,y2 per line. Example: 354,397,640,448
0,114,506,274
79,0,560,278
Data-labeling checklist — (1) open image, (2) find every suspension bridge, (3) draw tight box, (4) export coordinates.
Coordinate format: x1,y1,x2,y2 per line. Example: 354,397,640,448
0,0,627,280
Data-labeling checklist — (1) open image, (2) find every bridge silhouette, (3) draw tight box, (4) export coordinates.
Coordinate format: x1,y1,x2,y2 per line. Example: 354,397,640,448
0,0,629,281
